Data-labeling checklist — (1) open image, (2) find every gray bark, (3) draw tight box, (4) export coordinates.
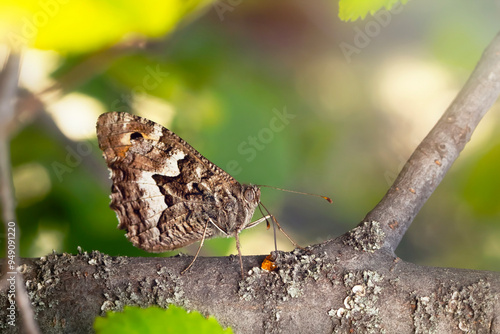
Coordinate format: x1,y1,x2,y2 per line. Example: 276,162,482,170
1,243,499,333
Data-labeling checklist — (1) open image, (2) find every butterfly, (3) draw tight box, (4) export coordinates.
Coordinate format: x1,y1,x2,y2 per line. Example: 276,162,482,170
96,112,280,277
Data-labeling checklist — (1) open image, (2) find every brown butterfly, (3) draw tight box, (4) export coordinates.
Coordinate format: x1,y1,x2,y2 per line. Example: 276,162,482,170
96,112,283,276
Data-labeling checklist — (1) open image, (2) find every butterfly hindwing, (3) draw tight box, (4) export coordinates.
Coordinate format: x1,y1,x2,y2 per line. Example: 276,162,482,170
96,112,260,253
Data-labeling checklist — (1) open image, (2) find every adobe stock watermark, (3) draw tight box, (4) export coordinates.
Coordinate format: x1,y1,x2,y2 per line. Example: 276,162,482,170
339,3,404,64
110,65,169,111
5,221,18,327
51,142,93,182
226,106,295,176
7,0,69,48
212,0,243,21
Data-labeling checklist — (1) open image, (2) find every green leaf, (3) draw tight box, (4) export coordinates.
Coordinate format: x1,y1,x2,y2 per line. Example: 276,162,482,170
0,0,213,53
94,305,233,334
339,0,409,21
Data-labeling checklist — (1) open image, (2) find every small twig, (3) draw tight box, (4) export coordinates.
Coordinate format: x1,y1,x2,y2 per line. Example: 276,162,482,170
359,31,500,252
6,37,150,139
0,51,41,334
39,37,148,97
0,51,21,268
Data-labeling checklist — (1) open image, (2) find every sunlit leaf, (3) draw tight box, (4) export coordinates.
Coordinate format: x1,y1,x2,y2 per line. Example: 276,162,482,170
0,0,213,53
339,0,409,21
94,305,233,334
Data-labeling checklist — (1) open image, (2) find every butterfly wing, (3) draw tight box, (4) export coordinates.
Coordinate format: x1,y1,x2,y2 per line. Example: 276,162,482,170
96,112,251,252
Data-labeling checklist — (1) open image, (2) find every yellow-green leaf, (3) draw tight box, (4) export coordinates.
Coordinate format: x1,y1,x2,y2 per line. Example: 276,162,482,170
94,305,234,334
339,0,409,22
0,0,213,53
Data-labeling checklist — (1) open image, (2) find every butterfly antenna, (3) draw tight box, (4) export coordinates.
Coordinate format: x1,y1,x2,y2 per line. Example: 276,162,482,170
259,204,277,252
259,202,304,250
256,185,333,203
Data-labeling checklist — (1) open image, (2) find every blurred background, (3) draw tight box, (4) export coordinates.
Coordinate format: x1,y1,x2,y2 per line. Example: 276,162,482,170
1,0,500,271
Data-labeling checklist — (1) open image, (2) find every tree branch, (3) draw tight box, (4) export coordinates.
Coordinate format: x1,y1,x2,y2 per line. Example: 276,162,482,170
1,248,499,333
358,31,500,252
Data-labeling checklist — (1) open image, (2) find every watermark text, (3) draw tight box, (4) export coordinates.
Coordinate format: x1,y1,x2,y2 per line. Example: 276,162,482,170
5,221,18,327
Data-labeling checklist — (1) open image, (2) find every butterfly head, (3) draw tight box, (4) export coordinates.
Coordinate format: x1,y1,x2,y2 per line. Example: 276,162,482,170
242,183,260,208
237,184,261,228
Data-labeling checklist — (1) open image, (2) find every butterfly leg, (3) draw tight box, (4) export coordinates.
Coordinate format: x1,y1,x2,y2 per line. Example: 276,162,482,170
234,232,245,279
180,219,210,275
270,215,306,251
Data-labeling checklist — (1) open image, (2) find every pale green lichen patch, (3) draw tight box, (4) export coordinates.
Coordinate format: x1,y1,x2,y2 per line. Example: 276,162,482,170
238,249,331,302
343,221,385,252
412,294,438,334
411,279,495,333
330,270,385,334
238,249,333,334
0,248,128,331
101,262,185,313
